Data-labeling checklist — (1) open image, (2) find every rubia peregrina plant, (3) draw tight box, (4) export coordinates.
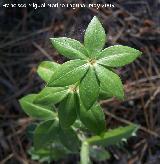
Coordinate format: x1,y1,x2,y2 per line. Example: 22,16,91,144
19,16,142,163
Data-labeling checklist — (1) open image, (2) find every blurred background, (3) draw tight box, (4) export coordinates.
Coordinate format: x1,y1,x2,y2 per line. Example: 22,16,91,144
0,0,160,163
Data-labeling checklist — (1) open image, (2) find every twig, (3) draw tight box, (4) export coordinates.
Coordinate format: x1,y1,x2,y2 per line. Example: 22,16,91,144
0,27,52,49
144,87,160,109
32,42,52,60
0,154,13,164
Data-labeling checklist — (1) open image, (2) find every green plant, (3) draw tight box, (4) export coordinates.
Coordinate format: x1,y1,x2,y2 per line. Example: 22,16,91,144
19,16,142,163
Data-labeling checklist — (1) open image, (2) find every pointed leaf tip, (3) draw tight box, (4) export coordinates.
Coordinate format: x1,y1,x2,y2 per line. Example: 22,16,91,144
84,16,106,58
78,102,106,135
86,124,139,146
59,127,81,152
95,64,124,100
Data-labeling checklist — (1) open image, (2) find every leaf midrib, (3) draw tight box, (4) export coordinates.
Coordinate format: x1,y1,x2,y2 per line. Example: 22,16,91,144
98,52,132,62
56,40,88,59
87,125,138,144
50,63,89,85
36,89,68,103
24,99,54,116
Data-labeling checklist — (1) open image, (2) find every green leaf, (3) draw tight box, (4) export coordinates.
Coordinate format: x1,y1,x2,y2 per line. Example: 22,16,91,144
90,146,111,161
49,142,70,160
48,59,89,87
86,124,139,146
78,102,106,135
37,61,59,82
84,16,106,58
28,143,69,162
28,147,48,162
99,89,113,100
34,87,68,105
34,119,60,149
51,37,88,60
95,65,124,99
79,67,100,110
97,45,142,67
80,141,91,164
58,93,78,129
59,127,81,152
19,94,56,120
28,147,50,162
